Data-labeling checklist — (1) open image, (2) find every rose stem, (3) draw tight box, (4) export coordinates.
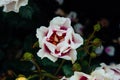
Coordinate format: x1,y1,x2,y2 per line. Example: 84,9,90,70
54,60,65,75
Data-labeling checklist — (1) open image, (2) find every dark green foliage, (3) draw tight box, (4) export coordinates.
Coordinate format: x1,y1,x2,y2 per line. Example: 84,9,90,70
19,6,34,19
0,50,4,60
41,58,59,67
10,61,34,73
77,50,86,60
62,65,74,77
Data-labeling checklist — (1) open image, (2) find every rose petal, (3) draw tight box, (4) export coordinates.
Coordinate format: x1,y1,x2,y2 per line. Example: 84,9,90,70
1,0,28,12
46,29,54,38
45,41,56,54
64,28,73,41
68,49,77,64
3,1,16,12
37,49,57,62
60,49,77,63
36,26,48,47
17,0,28,7
0,0,11,6
57,41,70,53
70,72,91,80
70,33,83,49
50,17,71,28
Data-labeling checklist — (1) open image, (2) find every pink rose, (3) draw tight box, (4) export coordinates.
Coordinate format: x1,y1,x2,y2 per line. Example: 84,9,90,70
36,17,83,63
0,0,28,12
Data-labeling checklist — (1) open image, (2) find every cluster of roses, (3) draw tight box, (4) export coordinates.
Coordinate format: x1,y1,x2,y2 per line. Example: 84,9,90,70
0,0,120,79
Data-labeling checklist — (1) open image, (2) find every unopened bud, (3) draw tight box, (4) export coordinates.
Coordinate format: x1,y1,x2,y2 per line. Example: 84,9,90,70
23,52,33,61
94,23,101,31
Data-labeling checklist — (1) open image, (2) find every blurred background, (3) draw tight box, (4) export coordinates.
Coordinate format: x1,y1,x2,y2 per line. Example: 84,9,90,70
0,0,120,79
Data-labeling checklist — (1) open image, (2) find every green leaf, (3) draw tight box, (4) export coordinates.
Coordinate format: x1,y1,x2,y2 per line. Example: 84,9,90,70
62,65,74,77
11,61,34,73
23,34,36,52
77,50,86,60
19,6,34,19
80,60,89,73
41,58,58,67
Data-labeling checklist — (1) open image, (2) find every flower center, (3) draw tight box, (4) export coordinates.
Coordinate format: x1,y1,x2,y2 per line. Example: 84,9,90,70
47,31,66,45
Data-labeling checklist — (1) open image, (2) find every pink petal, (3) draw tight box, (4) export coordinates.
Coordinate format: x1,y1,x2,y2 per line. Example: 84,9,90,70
60,49,77,63
37,49,57,62
45,41,56,54
70,72,91,80
57,41,70,54
70,33,83,49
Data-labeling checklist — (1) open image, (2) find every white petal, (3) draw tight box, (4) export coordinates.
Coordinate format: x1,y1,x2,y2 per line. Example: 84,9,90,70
36,26,48,39
37,49,57,62
36,26,48,47
3,1,16,12
44,53,58,62
71,33,83,49
57,41,70,53
60,49,77,63
15,0,28,12
17,0,28,7
51,41,69,57
0,0,13,6
64,28,83,49
1,0,28,13
64,28,73,41
37,49,45,59
50,16,71,28
45,41,56,54
69,49,77,64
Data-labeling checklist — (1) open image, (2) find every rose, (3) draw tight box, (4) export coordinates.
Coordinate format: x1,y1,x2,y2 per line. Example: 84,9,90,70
36,17,83,63
0,0,28,12
91,63,120,80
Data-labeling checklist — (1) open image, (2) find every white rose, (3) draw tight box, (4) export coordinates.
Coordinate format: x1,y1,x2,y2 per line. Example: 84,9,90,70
0,0,28,12
36,17,83,63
